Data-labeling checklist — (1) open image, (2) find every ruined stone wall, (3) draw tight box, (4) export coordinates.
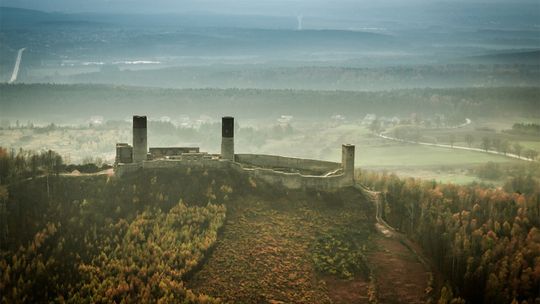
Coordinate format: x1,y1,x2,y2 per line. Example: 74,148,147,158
116,144,133,164
115,155,354,190
237,166,353,190
149,147,200,158
115,159,229,177
235,154,340,174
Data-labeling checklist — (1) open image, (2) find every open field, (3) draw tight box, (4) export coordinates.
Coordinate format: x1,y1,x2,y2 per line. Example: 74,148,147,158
358,142,518,167
387,119,540,150
358,142,519,185
519,141,540,151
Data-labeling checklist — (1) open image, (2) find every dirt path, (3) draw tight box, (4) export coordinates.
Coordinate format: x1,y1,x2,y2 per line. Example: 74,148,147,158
323,276,369,304
357,185,432,303
369,236,430,304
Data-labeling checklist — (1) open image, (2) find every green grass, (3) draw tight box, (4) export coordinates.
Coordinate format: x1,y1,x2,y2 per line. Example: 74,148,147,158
316,124,527,184
520,141,540,151
351,139,522,184
358,143,518,168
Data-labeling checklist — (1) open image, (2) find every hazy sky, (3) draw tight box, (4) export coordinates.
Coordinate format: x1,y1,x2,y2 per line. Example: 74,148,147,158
2,0,539,15
1,0,539,32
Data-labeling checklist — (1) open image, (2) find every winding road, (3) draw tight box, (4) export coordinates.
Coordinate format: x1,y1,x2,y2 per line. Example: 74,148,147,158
377,118,535,162
8,48,26,84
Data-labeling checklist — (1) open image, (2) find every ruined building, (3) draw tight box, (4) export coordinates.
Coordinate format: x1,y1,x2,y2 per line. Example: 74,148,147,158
115,115,356,190
115,116,209,162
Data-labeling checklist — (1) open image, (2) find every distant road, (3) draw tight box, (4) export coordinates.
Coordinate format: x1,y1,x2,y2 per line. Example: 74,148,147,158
376,117,536,162
8,48,26,84
377,133,535,162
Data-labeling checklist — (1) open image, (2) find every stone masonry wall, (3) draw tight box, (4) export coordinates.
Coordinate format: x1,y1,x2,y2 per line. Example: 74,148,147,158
235,154,340,174
115,155,354,191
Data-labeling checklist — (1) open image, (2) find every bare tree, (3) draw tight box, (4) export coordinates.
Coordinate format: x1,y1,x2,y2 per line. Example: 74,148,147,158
500,140,509,155
465,134,474,147
492,138,501,153
513,143,523,158
481,137,491,152
369,119,381,134
524,149,538,161
30,154,38,178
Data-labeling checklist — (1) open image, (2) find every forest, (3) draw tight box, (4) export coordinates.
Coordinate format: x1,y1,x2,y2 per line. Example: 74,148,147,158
1,84,539,123
359,170,540,303
0,148,243,303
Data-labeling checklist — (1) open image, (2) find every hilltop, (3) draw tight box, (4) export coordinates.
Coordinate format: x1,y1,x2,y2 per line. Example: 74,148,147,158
1,166,433,303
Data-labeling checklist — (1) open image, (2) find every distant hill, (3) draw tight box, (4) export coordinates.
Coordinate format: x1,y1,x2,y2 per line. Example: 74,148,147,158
0,7,70,28
0,7,109,28
456,50,540,64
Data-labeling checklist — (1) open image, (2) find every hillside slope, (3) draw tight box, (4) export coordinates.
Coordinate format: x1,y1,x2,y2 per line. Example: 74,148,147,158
1,168,433,303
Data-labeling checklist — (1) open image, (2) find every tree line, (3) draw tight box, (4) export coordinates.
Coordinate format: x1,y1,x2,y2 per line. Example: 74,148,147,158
0,147,113,186
1,84,539,121
507,123,540,136
0,147,63,185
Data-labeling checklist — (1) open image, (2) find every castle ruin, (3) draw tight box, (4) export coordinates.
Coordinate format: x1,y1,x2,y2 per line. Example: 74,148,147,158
115,115,355,190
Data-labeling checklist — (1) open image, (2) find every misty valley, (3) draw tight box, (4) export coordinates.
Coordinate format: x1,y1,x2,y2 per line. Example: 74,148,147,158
1,2,539,304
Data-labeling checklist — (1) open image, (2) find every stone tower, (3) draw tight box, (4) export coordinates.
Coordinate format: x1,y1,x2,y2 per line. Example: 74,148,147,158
342,144,355,181
132,115,147,163
221,116,234,161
